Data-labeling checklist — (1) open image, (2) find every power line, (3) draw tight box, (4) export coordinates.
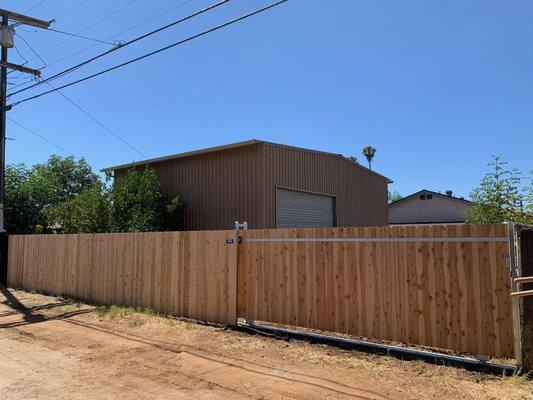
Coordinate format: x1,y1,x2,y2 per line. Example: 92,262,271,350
27,0,139,62
25,0,47,14
106,0,197,42
6,75,37,93
12,44,29,64
7,117,73,155
5,0,197,95
8,0,232,98
7,73,39,91
9,0,288,108
52,0,91,22
14,33,47,69
6,1,137,93
45,0,197,69
47,28,118,46
45,82,148,158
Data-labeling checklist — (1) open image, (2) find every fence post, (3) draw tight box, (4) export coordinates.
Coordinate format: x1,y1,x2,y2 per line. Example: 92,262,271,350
235,221,251,325
519,227,533,373
0,232,8,285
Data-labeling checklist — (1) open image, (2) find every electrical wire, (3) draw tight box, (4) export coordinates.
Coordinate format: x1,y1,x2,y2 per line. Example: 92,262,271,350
8,44,30,80
45,0,197,69
45,82,148,158
9,0,289,108
12,45,29,64
5,0,197,94
6,75,38,93
7,117,73,155
8,0,232,98
8,0,288,106
14,33,47,69
24,0,47,14
26,0,139,62
52,0,91,22
46,28,118,46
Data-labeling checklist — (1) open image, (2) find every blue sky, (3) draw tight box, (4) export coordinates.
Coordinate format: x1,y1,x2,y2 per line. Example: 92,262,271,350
3,0,532,198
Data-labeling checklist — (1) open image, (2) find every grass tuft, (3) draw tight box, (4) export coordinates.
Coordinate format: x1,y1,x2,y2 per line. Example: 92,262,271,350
95,304,163,326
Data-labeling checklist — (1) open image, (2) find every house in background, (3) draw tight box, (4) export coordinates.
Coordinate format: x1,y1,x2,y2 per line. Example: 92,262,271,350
103,140,391,230
388,189,471,225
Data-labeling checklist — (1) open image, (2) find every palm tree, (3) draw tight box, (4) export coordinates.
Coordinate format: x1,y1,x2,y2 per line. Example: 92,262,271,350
362,146,377,170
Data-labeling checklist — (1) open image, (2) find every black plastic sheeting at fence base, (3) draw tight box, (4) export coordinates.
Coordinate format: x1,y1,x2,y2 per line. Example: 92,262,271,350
238,322,517,376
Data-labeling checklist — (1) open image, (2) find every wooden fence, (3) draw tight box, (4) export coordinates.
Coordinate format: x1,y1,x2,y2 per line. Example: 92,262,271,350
238,224,514,357
7,231,238,325
5,224,515,358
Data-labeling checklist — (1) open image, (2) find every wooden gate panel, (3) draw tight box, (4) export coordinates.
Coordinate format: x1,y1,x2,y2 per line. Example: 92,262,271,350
237,224,514,357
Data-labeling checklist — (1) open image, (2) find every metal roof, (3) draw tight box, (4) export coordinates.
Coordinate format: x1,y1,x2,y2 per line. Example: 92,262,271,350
101,139,392,183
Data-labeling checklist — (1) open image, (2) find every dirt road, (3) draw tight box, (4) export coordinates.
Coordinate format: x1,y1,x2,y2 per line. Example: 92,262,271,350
0,288,530,399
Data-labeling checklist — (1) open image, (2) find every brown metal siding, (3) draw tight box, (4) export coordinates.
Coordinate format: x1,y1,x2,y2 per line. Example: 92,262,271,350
261,144,388,227
113,141,388,230
114,144,266,230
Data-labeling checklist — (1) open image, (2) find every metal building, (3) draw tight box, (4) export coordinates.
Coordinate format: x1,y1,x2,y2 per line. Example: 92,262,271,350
103,140,391,230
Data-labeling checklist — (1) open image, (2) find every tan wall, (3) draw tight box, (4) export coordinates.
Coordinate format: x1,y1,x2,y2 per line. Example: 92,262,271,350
389,195,471,224
7,231,238,325
237,224,514,357
262,144,388,228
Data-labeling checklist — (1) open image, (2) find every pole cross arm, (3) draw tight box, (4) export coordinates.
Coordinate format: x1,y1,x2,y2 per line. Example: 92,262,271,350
0,9,50,29
0,60,40,76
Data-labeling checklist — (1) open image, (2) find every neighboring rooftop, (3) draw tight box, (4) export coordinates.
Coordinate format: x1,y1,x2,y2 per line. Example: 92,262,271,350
102,139,392,183
389,189,471,207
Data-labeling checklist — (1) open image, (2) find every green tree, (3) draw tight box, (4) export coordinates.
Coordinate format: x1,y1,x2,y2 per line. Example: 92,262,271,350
46,183,111,234
165,196,187,231
388,191,402,204
110,167,186,232
362,146,377,170
5,164,33,234
466,156,532,225
6,155,103,233
5,164,59,233
526,171,533,216
33,155,99,202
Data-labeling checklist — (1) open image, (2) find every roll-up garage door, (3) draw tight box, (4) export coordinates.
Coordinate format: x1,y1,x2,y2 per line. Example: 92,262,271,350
276,188,335,228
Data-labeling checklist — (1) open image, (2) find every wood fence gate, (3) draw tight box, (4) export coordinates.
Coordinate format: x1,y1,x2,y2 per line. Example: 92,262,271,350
237,224,514,358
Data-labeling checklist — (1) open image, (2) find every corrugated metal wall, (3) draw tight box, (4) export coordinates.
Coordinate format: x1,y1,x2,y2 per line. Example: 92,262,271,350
113,142,388,230
115,144,266,230
262,143,388,227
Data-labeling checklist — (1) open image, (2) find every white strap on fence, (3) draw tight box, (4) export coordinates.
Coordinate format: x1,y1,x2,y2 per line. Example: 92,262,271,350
242,237,508,243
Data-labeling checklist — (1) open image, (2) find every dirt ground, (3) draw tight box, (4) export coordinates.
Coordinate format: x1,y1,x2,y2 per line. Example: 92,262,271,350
0,288,531,400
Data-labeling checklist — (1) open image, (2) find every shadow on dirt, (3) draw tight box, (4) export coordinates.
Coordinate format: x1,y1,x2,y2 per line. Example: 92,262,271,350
0,286,91,328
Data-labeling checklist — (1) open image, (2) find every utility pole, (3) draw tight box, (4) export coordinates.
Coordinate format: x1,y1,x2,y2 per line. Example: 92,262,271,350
0,15,8,234
0,9,49,232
